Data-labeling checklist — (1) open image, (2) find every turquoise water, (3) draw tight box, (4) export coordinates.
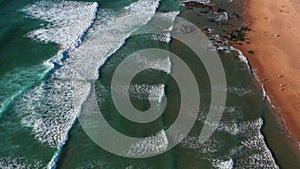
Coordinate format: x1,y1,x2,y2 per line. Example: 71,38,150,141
0,0,299,168
0,0,58,116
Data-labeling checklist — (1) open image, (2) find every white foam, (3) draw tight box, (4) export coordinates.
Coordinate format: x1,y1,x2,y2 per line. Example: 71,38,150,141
129,84,165,102
229,47,281,168
216,118,263,136
209,35,232,52
154,12,179,31
18,0,160,147
217,121,239,135
208,37,252,72
235,132,279,168
67,0,161,80
0,65,49,116
181,136,222,155
133,54,172,74
203,20,278,169
227,87,253,96
230,47,252,72
17,0,161,167
231,42,281,137
183,115,279,167
148,11,180,43
21,1,98,49
214,12,229,22
126,130,168,157
76,161,104,169
0,156,46,169
226,118,280,168
212,159,234,169
150,33,170,42
252,70,277,108
231,47,280,119
19,66,90,148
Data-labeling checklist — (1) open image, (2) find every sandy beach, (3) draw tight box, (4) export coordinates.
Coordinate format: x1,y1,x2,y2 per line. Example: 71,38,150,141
236,0,300,143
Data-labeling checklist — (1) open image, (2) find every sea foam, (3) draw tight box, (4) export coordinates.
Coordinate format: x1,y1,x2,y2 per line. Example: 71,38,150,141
21,1,99,49
0,64,48,117
230,47,252,73
147,11,180,43
0,156,46,169
126,130,168,157
132,54,172,74
67,0,161,80
17,0,161,168
19,0,161,148
227,87,253,96
228,118,279,168
223,120,277,167
183,109,279,168
129,84,165,102
212,159,234,169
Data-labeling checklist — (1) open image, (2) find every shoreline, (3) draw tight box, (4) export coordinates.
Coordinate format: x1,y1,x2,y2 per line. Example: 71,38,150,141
234,0,300,145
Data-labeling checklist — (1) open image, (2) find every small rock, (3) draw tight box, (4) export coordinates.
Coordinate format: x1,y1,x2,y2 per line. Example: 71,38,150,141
186,26,192,33
277,74,284,78
248,50,254,54
279,84,286,87
203,27,213,33
182,0,211,8
214,12,228,22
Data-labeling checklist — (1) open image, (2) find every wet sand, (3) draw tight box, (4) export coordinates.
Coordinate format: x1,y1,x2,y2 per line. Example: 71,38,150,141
236,0,300,143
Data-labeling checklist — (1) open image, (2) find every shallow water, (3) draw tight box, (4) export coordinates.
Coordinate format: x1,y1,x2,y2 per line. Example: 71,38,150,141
0,0,299,168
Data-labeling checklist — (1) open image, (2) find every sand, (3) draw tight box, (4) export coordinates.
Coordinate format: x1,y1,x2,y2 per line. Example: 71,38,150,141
235,0,300,143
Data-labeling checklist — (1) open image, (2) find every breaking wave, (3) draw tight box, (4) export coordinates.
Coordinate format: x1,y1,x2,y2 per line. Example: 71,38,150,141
126,130,168,157
21,1,99,49
0,156,46,169
16,0,161,168
183,108,279,168
129,84,165,102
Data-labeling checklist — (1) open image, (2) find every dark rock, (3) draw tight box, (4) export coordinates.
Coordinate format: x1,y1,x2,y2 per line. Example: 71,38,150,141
183,1,212,8
248,50,255,54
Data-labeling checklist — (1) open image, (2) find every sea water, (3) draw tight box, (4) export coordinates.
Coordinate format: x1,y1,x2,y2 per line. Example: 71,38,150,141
0,0,300,168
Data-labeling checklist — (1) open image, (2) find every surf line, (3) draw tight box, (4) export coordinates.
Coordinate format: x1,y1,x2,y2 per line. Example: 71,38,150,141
47,6,100,169
46,0,164,168
19,1,100,169
0,2,100,119
46,5,99,169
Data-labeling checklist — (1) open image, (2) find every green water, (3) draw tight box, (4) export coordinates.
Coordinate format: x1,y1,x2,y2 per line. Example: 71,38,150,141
0,0,299,168
57,1,300,168
0,0,58,75
0,0,58,116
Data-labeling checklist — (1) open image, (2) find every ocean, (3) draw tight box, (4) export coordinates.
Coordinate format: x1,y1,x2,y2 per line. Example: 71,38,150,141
0,0,300,168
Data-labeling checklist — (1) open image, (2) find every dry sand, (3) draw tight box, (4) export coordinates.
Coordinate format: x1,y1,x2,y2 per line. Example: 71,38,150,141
236,0,300,143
